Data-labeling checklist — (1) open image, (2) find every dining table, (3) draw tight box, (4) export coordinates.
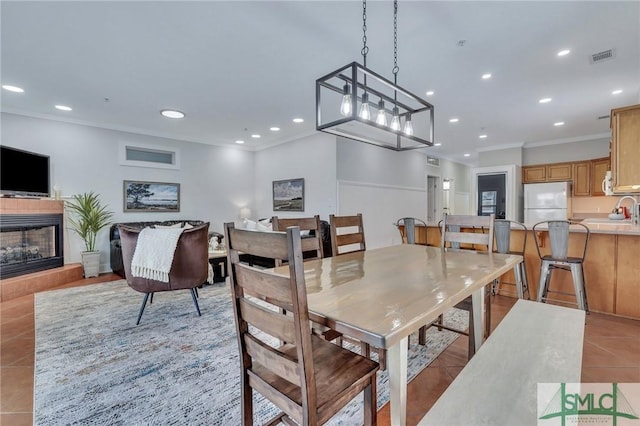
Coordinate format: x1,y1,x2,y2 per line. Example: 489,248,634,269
277,243,523,426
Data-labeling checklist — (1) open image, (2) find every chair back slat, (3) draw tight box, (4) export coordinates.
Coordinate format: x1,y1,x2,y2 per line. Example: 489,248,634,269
494,220,511,254
330,213,366,255
239,298,297,344
244,334,301,386
227,227,290,261
441,214,495,253
548,221,570,260
235,264,293,304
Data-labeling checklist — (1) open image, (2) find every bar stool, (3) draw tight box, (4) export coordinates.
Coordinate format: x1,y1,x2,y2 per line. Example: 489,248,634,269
492,220,530,299
395,217,427,244
532,220,590,312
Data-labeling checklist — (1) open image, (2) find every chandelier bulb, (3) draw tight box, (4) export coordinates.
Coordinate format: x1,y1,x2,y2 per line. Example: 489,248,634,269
390,106,400,131
376,100,387,126
340,84,352,117
359,92,371,120
403,114,413,136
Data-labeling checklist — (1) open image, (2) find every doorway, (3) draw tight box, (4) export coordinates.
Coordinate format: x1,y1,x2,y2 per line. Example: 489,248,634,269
477,174,506,219
426,175,439,222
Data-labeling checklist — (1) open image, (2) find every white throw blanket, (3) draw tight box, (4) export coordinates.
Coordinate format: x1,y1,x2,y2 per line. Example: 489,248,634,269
131,227,185,283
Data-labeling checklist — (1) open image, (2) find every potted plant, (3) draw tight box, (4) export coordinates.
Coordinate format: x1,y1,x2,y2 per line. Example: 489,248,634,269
66,192,114,278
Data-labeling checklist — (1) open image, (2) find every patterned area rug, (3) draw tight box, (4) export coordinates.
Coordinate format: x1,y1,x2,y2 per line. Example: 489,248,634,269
34,280,467,425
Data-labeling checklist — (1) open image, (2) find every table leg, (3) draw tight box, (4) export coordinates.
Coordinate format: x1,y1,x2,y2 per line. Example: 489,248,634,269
388,336,408,426
471,287,485,351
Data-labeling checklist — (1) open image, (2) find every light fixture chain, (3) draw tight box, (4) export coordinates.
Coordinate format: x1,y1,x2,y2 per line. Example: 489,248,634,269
393,0,399,84
361,0,368,67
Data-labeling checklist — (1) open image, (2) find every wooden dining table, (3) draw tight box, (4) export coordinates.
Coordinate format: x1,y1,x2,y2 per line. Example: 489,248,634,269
277,244,523,426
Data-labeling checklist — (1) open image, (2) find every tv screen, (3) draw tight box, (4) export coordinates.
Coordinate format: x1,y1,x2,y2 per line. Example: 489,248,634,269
0,146,50,197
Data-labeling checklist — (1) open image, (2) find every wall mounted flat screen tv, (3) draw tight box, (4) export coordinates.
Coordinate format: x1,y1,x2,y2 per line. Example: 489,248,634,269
1,146,50,197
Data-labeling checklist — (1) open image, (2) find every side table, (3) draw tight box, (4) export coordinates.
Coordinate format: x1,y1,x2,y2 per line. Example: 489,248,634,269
208,250,228,283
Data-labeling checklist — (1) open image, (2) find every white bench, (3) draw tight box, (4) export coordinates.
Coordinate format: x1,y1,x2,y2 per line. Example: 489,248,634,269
419,299,585,425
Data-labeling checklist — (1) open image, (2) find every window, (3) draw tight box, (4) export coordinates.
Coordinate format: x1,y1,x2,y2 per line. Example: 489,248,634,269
119,142,180,169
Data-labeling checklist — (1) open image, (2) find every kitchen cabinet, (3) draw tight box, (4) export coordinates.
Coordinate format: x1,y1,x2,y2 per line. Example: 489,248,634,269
522,165,546,183
522,163,572,184
611,104,640,193
572,161,591,196
572,157,610,197
590,157,611,196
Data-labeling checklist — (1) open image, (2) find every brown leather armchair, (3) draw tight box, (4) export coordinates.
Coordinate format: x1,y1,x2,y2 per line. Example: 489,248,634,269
118,223,210,325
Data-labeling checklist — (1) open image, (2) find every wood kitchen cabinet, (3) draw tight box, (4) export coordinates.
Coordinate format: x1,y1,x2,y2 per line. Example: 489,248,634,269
611,104,640,193
523,163,572,184
590,157,611,196
572,161,591,196
572,157,610,197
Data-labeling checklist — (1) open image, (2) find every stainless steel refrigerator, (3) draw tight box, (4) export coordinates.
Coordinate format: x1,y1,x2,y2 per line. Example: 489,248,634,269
524,182,571,224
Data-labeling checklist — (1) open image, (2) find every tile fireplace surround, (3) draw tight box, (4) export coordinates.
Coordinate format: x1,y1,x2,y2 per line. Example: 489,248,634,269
0,198,82,302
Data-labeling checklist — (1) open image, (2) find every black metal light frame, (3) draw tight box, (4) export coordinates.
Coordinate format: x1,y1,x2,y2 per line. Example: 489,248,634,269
316,61,434,151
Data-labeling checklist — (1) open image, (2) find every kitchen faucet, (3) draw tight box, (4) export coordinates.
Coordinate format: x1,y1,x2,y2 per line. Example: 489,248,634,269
615,195,639,224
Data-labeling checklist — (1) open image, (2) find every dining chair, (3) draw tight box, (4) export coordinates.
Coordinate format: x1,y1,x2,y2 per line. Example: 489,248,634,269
329,213,366,256
532,220,590,312
420,214,495,360
272,215,324,266
224,222,379,425
395,217,427,245
492,219,530,299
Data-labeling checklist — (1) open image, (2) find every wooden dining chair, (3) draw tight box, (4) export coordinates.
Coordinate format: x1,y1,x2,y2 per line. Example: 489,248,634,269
329,213,366,256
224,222,379,426
420,214,495,360
272,215,324,266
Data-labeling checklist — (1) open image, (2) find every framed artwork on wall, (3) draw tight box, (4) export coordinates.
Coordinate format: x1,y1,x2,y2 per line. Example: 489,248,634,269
272,178,304,212
123,180,180,212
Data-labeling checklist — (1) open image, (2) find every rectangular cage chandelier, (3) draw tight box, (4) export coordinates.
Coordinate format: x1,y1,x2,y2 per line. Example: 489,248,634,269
316,61,434,151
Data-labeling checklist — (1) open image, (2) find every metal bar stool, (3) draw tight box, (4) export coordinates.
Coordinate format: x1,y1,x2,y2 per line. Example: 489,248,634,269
492,219,530,299
532,220,590,312
395,217,427,245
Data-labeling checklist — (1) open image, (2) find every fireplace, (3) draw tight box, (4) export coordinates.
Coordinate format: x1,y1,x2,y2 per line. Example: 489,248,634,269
0,213,64,279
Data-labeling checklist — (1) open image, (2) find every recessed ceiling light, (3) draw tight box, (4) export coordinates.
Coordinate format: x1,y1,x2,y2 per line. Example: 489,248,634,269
479,134,488,139
449,118,459,123
612,89,623,95
481,73,492,80
539,98,552,104
463,153,471,157
426,91,434,96
292,118,304,123
269,127,280,131
251,134,261,138
557,49,571,57
2,85,24,93
434,143,442,147
160,109,185,119
55,105,72,111
235,140,245,144
554,121,565,126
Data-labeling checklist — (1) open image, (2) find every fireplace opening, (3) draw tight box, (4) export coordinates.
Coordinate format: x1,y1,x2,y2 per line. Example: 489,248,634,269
0,214,63,279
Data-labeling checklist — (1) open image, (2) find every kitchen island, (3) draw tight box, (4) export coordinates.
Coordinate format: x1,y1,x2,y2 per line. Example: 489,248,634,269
414,221,640,320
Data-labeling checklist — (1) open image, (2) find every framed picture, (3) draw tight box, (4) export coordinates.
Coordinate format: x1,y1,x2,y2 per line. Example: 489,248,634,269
123,180,180,212
272,178,304,212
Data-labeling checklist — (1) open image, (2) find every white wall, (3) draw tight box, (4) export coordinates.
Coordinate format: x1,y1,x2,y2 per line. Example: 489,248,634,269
1,113,254,271
336,138,430,249
523,137,609,165
253,132,337,221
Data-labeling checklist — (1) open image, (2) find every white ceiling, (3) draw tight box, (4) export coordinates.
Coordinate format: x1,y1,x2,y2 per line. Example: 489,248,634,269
2,1,639,166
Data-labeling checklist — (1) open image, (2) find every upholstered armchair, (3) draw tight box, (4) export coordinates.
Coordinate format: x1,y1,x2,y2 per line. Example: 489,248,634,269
118,223,210,325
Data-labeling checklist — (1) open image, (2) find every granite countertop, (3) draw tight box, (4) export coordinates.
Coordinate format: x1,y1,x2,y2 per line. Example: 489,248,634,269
422,219,640,235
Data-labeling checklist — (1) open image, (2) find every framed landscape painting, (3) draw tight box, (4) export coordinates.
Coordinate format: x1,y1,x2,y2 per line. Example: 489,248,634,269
123,180,180,212
273,178,304,212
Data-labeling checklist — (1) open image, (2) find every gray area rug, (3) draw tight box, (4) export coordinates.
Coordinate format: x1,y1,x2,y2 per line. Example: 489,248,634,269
34,280,467,425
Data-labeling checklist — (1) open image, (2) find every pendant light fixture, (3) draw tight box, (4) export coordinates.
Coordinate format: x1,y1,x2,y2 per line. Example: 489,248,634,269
316,0,434,151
